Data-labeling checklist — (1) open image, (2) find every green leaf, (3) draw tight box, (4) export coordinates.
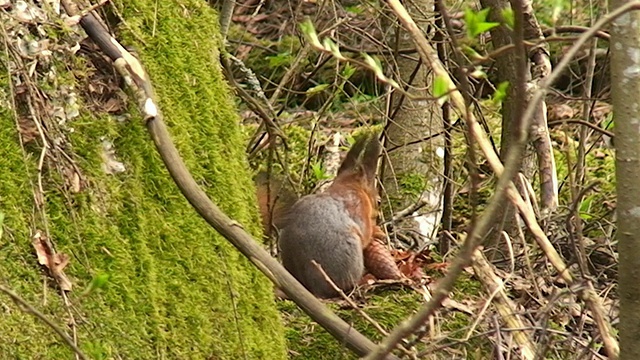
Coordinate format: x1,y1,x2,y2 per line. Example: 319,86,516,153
462,44,482,60
311,163,330,181
266,52,293,68
501,8,514,29
433,75,450,104
492,81,510,104
341,64,356,79
464,8,476,38
475,21,500,35
579,195,594,220
477,7,491,22
81,273,110,297
362,53,384,79
361,53,400,89
346,134,356,146
322,38,345,60
0,211,4,239
299,19,322,48
470,68,487,79
464,8,500,38
306,83,330,95
345,5,363,14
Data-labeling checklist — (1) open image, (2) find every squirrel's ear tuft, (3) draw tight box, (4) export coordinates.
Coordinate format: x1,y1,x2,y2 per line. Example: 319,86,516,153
337,135,367,176
361,134,381,182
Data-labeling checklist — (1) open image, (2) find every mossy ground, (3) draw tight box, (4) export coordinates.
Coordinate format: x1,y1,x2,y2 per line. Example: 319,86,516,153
278,273,488,359
0,1,286,359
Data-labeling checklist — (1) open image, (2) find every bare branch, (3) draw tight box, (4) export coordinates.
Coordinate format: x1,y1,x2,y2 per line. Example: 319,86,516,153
0,285,89,360
471,252,537,360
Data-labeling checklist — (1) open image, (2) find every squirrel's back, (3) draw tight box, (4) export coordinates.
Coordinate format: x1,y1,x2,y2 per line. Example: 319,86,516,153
279,191,366,298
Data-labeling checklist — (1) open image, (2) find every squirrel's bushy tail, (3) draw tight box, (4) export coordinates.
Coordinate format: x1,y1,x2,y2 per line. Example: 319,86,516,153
255,172,297,237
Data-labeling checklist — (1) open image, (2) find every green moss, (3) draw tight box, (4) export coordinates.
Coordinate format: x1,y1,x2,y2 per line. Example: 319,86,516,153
279,289,424,359
279,278,489,359
398,172,428,198
0,1,286,359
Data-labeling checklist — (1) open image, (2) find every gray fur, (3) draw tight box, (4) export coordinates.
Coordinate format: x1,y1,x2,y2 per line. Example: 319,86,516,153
279,192,365,298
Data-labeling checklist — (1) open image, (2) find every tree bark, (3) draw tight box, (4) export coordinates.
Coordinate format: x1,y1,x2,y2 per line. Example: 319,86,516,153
610,3,640,359
383,0,444,250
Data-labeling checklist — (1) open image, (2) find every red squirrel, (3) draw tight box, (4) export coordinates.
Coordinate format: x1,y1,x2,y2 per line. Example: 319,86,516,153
257,133,384,298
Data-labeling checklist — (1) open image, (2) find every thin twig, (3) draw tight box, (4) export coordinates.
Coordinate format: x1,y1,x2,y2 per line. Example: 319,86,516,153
548,119,615,138
0,285,89,360
310,264,417,359
311,261,404,349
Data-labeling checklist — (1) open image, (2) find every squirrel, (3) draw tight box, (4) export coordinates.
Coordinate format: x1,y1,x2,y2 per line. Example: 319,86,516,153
254,171,297,239
258,133,384,298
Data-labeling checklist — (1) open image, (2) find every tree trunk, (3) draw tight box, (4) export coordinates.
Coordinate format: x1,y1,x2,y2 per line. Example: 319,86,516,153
610,3,640,359
479,0,538,263
383,0,444,250
0,1,287,359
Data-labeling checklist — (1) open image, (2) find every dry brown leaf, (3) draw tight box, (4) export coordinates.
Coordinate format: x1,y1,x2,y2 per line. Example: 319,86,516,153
425,262,449,272
17,116,39,143
32,233,49,266
32,231,73,291
397,257,425,281
548,103,575,121
442,297,475,315
391,248,437,281
63,166,82,193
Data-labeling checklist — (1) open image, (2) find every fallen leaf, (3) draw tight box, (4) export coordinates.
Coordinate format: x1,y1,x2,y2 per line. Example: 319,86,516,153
391,248,436,281
425,262,449,272
442,297,475,315
32,230,73,291
398,258,425,280
63,166,83,193
17,115,39,143
548,104,575,121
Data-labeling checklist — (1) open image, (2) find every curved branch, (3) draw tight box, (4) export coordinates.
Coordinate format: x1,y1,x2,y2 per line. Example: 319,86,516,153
543,25,610,41
548,119,615,138
60,1,398,359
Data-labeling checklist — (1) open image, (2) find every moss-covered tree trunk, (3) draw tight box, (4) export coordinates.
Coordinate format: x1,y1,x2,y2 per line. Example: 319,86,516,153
0,1,286,359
